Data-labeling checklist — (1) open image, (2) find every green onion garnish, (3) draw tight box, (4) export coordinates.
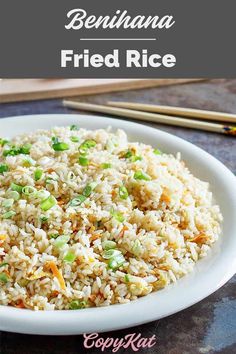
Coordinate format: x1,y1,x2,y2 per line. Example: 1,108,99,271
23,156,35,167
79,156,89,166
48,233,59,239
0,139,9,146
7,191,20,201
134,170,151,181
119,186,129,200
103,249,121,259
2,211,16,219
10,183,23,193
20,144,31,154
40,215,48,223
79,139,96,153
102,240,116,250
110,208,125,223
63,250,76,263
36,189,50,201
124,274,130,282
132,239,142,256
153,148,162,155
0,262,8,268
40,195,57,211
69,300,87,310
124,150,132,158
54,235,70,248
52,142,69,151
0,164,9,174
82,183,96,197
2,199,14,209
70,136,80,143
22,185,37,196
69,195,86,206
108,254,125,271
101,163,111,169
34,168,43,181
70,125,78,131
0,273,9,283
4,144,31,156
130,155,142,162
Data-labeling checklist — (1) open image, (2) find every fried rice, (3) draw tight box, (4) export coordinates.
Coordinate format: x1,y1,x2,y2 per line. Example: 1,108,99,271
0,125,222,310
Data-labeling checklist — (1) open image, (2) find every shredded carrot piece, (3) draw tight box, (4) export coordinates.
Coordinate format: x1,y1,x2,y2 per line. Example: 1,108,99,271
90,233,100,241
190,233,209,244
57,198,65,206
14,300,25,309
118,226,128,238
48,261,66,290
0,235,7,241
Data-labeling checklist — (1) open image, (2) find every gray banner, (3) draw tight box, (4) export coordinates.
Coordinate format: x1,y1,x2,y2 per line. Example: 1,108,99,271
0,0,235,78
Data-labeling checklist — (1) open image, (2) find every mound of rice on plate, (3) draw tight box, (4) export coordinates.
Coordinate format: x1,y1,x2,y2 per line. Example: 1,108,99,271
0,125,222,310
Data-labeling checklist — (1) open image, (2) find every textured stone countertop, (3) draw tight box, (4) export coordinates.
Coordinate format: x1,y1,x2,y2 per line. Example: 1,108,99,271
0,79,235,354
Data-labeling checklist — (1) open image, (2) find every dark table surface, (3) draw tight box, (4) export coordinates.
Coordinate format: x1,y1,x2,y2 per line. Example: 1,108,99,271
0,79,235,354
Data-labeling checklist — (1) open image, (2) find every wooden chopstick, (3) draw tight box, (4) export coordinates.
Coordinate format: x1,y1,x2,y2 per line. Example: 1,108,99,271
107,101,236,124
63,100,236,136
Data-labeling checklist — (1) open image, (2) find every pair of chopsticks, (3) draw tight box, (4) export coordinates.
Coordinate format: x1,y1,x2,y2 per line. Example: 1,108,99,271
63,100,236,136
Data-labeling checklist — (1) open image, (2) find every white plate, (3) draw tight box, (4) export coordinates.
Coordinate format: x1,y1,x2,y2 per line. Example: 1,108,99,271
0,114,235,335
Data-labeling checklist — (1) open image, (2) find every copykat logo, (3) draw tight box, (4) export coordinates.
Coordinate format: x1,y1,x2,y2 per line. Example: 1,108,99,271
83,332,157,352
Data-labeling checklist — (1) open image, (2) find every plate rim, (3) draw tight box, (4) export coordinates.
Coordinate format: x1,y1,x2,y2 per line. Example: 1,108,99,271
0,113,235,335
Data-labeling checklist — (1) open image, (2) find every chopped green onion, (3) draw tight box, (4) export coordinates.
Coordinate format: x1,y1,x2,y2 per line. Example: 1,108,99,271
82,183,96,198
124,150,132,158
45,177,55,184
124,274,130,283
34,168,43,181
69,300,87,310
134,170,151,181
4,143,31,156
48,233,59,239
2,211,16,219
119,186,129,200
7,191,20,201
132,239,142,256
0,262,8,268
40,195,57,211
79,139,96,153
130,155,142,162
0,164,9,174
69,195,86,207
20,144,31,154
63,250,76,263
36,189,50,201
0,273,9,283
18,279,29,287
101,163,111,169
70,125,78,131
10,183,23,193
23,156,35,167
103,249,121,259
108,254,125,271
52,142,69,151
70,136,80,143
153,148,162,155
3,148,17,157
110,209,125,223
102,240,116,250
78,156,89,166
54,235,70,248
22,185,37,196
0,139,9,147
40,215,49,223
2,199,14,209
